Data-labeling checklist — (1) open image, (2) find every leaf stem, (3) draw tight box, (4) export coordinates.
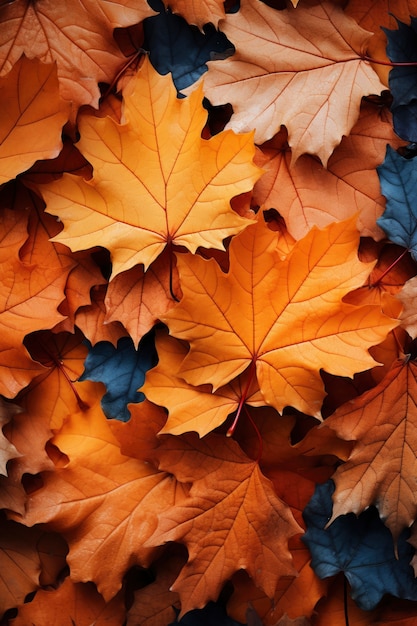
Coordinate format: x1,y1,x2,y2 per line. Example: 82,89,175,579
344,576,350,626
45,349,89,411
168,241,180,302
362,54,417,68
370,248,408,288
227,359,257,437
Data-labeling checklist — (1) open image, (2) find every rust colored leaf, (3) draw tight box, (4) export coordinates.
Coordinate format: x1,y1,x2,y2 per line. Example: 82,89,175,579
142,328,264,437
11,577,125,626
399,276,417,338
148,433,301,616
16,389,189,600
162,216,398,417
0,56,68,184
325,358,417,542
36,57,260,278
202,0,384,164
0,0,156,114
75,285,127,347
253,102,404,241
105,248,181,346
0,397,21,476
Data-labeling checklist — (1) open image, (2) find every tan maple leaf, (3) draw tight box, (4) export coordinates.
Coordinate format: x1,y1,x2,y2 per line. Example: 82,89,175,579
36,57,260,279
0,56,68,185
161,215,398,417
147,432,301,616
0,0,156,114
201,0,384,164
325,358,417,543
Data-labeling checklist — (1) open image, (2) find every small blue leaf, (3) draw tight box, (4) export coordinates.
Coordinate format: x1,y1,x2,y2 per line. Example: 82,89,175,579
377,145,417,259
392,101,417,142
303,481,417,611
79,333,157,422
144,0,233,93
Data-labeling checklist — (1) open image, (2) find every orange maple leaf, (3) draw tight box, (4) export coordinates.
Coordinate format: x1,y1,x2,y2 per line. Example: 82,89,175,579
0,0,155,113
162,215,398,417
325,358,417,543
148,432,301,616
164,0,225,28
201,0,384,164
16,388,189,600
0,56,68,184
142,328,264,437
35,57,260,278
0,398,21,476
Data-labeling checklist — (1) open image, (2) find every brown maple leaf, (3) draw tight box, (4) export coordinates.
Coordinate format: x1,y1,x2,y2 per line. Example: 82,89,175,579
0,0,156,114
0,397,21,476
35,57,260,279
161,215,398,417
0,56,68,184
201,0,384,164
253,102,404,241
325,358,417,543
16,388,189,600
147,432,301,616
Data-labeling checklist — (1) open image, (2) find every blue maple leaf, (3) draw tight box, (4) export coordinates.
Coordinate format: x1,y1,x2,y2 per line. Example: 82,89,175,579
302,480,417,611
377,145,417,259
383,16,417,108
79,333,157,422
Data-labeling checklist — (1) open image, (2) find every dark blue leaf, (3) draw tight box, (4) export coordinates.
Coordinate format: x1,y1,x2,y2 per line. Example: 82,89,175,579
377,145,417,258
392,100,417,142
79,333,157,422
302,480,417,611
144,0,233,93
383,17,417,107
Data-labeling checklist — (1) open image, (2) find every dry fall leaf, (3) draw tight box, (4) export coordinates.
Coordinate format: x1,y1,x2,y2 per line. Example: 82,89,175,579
253,102,404,241
105,248,181,346
0,398,21,476
148,432,301,616
0,56,68,185
164,0,225,28
325,358,417,542
162,215,398,417
0,0,155,113
11,577,126,626
399,276,417,338
17,387,189,600
36,57,260,279
142,328,264,437
202,0,384,164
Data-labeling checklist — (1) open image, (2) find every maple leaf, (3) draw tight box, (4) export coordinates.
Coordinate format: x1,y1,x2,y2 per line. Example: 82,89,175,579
147,432,301,616
399,276,417,337
303,481,417,610
104,249,181,346
377,146,417,259
164,0,226,29
0,0,156,114
162,216,398,417
142,328,264,436
0,56,68,185
0,397,21,476
80,333,157,421
11,577,126,626
252,101,403,241
323,358,417,542
201,0,384,164
16,388,189,600
35,57,260,279
74,285,127,346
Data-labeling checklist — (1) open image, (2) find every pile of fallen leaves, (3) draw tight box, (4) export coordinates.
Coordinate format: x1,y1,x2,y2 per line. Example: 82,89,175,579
2,0,417,624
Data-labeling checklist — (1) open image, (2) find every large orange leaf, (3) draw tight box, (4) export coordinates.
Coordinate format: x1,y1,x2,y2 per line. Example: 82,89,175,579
162,215,398,417
202,0,384,164
0,56,68,185
253,102,403,241
16,389,189,600
148,432,301,616
36,57,260,278
325,358,417,542
142,328,264,437
0,0,155,113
